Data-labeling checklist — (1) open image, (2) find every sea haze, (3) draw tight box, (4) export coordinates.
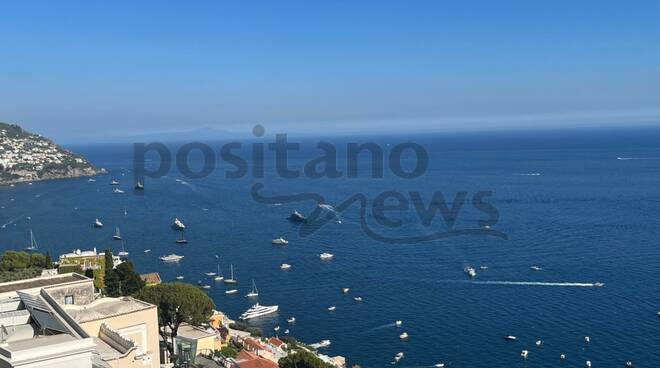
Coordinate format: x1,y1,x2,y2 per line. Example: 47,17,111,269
1,126,660,367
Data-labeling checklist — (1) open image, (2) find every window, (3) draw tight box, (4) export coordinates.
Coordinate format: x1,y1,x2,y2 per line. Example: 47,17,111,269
64,295,74,305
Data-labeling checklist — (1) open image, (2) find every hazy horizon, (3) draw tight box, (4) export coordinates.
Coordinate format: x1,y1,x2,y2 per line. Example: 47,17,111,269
2,1,659,143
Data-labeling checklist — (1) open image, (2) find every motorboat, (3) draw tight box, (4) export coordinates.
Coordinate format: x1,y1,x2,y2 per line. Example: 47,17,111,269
593,282,605,287
160,254,184,262
399,332,409,340
584,336,590,343
530,265,542,271
144,249,151,253
280,263,292,270
223,264,238,284
272,237,289,245
24,230,38,251
172,218,186,230
288,210,307,223
110,179,119,185
327,306,336,311
521,350,529,359
88,178,96,182
395,320,402,327
202,285,211,290
176,275,185,280
205,272,217,277
434,363,445,368
394,352,404,363
504,335,517,341
113,227,122,240
273,326,280,332
225,289,238,295
134,181,144,190
341,287,350,294
560,354,566,360
112,188,125,194
239,303,279,320
287,317,296,323
535,340,542,347
586,361,592,368
354,297,363,302
464,266,477,278
246,280,259,298
320,252,334,260
94,218,103,228
284,329,289,334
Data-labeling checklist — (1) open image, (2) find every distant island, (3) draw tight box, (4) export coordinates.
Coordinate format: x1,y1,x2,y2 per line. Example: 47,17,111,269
0,122,106,185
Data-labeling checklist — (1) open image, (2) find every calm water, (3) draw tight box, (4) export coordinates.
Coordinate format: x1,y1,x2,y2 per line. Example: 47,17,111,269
1,128,660,367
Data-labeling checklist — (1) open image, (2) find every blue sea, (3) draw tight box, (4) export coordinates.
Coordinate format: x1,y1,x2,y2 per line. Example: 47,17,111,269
1,127,660,367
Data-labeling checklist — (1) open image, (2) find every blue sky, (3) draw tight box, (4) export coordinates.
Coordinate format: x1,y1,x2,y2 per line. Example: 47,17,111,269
1,0,659,142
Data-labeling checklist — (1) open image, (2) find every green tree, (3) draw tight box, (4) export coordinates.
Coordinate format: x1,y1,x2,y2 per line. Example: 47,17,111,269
0,251,30,271
114,262,145,296
219,346,238,358
104,248,114,269
278,350,334,368
135,283,215,359
104,269,121,297
44,252,53,269
29,253,46,268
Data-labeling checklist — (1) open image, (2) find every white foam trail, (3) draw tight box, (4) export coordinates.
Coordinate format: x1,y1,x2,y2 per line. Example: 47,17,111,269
465,280,598,287
617,157,649,160
318,203,342,221
518,173,541,176
366,323,396,332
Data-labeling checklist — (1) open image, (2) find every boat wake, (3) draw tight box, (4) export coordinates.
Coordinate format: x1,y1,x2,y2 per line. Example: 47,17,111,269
453,280,599,287
366,323,397,332
518,173,541,176
617,157,650,160
318,203,343,222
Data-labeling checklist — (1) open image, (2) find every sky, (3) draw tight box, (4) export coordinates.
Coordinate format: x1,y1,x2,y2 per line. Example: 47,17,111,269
1,0,659,143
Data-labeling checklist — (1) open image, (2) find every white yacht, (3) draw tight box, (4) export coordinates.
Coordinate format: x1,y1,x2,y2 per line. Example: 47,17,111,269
530,265,542,271
24,230,38,251
593,282,605,287
176,275,185,280
239,303,279,320
287,317,296,323
354,297,363,302
464,266,477,278
327,306,336,311
94,218,103,228
399,332,409,340
504,335,517,341
284,329,289,334
205,271,217,277
535,340,542,347
118,240,129,258
223,264,237,284
214,263,224,281
394,352,404,363
172,218,186,230
280,263,292,270
272,237,289,245
160,254,184,262
88,178,96,182
273,326,280,332
341,287,350,294
319,252,334,260
246,280,259,298
110,179,119,185
521,350,529,359
225,289,238,295
144,249,151,253
201,285,211,290
395,320,403,327
113,227,122,240
434,363,445,368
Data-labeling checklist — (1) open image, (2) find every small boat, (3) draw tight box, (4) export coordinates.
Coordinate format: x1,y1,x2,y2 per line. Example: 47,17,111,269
239,303,279,320
354,297,363,302
464,266,477,278
434,363,445,368
341,287,350,294
176,275,184,280
317,340,331,348
327,306,336,311
134,181,144,190
214,263,224,281
88,178,96,182
24,230,38,251
586,361,592,368
172,218,186,230
272,237,289,245
584,336,590,343
395,320,402,327
560,354,566,360
287,317,296,323
110,179,119,185
202,285,211,290
205,272,217,277
593,282,605,287
118,240,129,258
521,350,529,359
284,329,290,334
113,227,122,240
535,340,542,347
399,332,409,340
246,280,259,297
394,352,404,363
94,218,103,228
273,326,280,332
144,249,151,253
112,188,125,194
530,265,542,271
160,254,184,262
626,361,633,367
223,264,238,284
225,289,238,295
504,335,517,341
280,263,292,270
175,231,187,244
288,210,307,223
320,252,334,260
123,207,128,216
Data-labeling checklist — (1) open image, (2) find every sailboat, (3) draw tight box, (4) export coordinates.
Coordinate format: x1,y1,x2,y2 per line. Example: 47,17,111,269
223,264,237,284
24,230,38,251
118,240,129,258
113,227,122,240
246,280,259,297
94,218,103,228
123,207,128,216
214,263,224,281
175,231,187,244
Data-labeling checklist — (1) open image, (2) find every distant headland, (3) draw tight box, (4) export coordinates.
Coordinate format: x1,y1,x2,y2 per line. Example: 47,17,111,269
0,122,106,185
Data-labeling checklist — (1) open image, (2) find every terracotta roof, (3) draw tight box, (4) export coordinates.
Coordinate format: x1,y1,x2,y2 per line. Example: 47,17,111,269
236,350,278,368
268,337,284,348
139,273,161,284
244,337,265,351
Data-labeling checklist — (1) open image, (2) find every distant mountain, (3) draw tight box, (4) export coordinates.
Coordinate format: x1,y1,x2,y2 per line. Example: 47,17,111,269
0,122,106,185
